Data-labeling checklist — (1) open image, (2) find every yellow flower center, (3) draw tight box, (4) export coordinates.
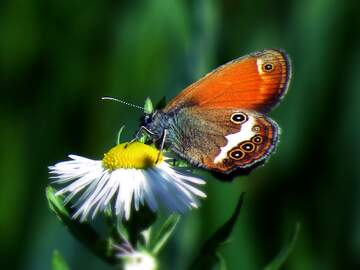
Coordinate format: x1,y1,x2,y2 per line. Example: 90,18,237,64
102,142,163,170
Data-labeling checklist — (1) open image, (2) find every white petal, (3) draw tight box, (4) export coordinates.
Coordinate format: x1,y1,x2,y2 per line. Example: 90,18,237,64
49,153,206,221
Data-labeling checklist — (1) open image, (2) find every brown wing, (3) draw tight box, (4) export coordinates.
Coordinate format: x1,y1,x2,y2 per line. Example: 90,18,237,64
168,107,279,174
164,49,291,114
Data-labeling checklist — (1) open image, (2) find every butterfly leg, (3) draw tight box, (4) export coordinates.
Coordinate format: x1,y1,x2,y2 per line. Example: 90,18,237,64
156,129,167,163
125,126,155,148
135,125,155,139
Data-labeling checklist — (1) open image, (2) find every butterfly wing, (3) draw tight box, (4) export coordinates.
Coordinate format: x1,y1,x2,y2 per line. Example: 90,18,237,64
164,49,291,114
167,107,279,174
149,49,290,173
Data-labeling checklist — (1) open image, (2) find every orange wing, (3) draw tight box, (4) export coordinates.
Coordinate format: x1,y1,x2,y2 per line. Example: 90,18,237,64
164,49,291,114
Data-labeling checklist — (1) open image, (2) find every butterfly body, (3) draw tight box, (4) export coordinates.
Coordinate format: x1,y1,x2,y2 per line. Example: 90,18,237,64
143,49,291,174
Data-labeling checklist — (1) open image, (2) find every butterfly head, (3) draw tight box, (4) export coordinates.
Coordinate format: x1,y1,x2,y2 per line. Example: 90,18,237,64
141,109,172,144
141,97,171,140
141,111,155,126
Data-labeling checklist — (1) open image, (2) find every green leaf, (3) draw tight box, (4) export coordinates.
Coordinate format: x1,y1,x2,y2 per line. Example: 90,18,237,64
144,97,154,114
174,158,192,168
164,155,192,169
139,132,148,143
52,250,70,270
46,185,69,218
46,186,117,265
150,214,180,255
123,203,157,246
189,193,245,270
141,228,152,247
263,223,301,270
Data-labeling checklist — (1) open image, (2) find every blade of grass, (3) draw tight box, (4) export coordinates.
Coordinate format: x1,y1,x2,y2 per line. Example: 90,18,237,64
263,223,301,270
189,193,245,269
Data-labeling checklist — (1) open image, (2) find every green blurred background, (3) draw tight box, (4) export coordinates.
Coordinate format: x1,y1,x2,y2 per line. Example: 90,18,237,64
1,0,359,269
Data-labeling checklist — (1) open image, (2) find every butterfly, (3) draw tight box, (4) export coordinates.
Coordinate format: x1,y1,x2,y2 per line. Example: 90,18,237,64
140,49,291,174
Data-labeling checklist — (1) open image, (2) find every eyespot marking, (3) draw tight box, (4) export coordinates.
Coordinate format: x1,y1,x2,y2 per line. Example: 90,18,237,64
252,135,263,144
223,158,233,166
252,125,261,132
214,115,256,164
262,63,274,72
230,112,248,124
240,142,255,153
228,149,245,160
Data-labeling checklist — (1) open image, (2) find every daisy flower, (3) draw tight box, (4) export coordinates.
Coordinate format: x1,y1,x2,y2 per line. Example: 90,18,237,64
48,142,206,221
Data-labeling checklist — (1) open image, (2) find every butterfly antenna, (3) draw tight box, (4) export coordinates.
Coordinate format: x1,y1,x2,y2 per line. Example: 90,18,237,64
101,97,144,111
